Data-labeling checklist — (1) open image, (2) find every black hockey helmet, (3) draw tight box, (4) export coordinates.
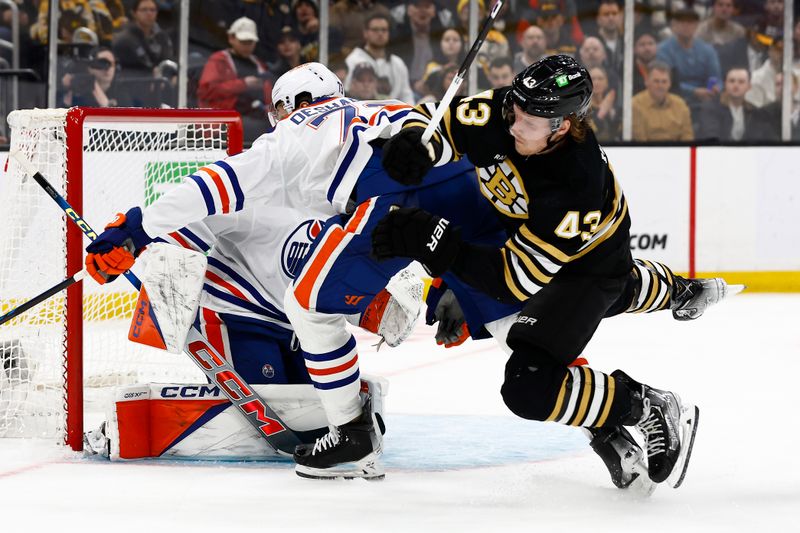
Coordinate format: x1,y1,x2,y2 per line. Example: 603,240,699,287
503,55,593,131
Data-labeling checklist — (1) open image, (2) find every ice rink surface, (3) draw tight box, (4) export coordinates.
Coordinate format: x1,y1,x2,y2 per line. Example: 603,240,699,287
1,293,798,532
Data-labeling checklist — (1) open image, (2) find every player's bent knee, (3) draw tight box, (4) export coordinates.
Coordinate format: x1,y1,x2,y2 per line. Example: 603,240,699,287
500,351,568,422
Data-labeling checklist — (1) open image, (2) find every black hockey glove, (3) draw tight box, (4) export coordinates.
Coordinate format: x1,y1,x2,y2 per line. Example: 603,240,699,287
381,127,433,186
371,207,461,278
428,287,469,348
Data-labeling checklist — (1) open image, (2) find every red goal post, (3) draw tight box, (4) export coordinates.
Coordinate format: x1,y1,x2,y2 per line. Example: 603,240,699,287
1,107,243,450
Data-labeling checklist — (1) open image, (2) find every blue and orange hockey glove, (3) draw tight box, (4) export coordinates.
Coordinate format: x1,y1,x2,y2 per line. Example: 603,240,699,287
85,207,152,284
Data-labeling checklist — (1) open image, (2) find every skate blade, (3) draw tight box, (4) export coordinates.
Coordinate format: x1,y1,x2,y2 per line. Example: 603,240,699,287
727,284,746,297
667,405,700,489
295,454,385,481
624,460,657,497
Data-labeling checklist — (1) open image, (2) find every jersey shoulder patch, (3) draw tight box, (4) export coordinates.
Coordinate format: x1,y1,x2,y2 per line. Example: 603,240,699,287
477,157,529,218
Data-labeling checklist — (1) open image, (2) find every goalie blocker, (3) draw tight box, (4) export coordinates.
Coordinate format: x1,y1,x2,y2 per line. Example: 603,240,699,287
86,377,387,460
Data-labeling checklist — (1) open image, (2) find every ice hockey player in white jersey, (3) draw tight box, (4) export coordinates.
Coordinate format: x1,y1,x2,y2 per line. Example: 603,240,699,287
82,63,422,460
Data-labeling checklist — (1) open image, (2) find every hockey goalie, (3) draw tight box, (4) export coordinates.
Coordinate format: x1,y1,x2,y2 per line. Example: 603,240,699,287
84,240,423,461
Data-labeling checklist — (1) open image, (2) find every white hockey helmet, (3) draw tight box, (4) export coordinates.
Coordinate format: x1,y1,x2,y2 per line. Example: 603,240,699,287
269,62,344,125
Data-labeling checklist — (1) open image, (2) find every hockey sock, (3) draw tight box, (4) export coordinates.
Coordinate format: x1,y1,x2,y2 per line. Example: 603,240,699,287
626,259,675,314
502,353,634,428
544,365,633,427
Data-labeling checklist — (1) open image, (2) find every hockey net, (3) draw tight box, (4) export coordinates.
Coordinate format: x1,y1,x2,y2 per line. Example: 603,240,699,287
0,107,243,450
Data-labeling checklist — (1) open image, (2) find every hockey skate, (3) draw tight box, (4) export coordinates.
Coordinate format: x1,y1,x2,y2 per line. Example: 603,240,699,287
294,404,386,480
631,382,699,488
83,421,110,458
671,276,744,321
585,426,656,496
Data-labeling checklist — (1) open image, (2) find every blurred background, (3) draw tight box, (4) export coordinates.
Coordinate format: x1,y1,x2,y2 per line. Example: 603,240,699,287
0,0,797,145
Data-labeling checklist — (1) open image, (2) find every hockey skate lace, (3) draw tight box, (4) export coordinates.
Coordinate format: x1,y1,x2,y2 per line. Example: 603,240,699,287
638,412,666,458
312,427,341,455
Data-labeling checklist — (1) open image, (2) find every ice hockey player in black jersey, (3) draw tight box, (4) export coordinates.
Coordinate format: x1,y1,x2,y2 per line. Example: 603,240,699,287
372,55,725,490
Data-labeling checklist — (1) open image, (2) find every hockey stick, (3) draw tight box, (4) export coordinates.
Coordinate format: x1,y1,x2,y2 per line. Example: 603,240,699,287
421,0,504,144
8,149,305,456
0,269,87,326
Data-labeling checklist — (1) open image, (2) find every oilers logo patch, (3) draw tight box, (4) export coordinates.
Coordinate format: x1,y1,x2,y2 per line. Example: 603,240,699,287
262,364,275,379
281,219,324,279
477,159,529,218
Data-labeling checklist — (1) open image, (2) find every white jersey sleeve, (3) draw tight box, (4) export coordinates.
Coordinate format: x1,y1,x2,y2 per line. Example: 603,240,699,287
142,97,412,237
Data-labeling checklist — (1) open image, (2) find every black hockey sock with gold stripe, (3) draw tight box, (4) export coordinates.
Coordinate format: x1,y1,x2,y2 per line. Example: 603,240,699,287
626,259,675,314
501,353,636,428
544,365,634,427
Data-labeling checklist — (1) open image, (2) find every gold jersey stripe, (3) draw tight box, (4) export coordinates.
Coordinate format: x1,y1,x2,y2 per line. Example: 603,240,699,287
594,375,617,427
546,372,571,422
505,239,553,286
501,250,529,301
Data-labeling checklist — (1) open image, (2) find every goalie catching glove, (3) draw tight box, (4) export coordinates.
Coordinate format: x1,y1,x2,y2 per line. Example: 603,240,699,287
85,207,153,284
371,207,462,278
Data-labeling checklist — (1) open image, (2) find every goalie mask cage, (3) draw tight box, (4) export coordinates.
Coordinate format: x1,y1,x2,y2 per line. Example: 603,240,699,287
0,107,244,451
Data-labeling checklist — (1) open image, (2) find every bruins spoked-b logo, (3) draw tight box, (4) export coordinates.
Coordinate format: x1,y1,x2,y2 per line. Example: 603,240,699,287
281,219,324,279
477,159,529,218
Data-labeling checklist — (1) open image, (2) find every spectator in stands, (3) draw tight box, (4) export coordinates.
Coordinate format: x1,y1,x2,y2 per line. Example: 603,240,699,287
514,25,547,72
31,0,124,45
61,46,133,107
238,0,293,64
593,0,624,75
392,0,449,95
697,0,746,45
634,31,658,94
518,0,584,49
456,0,510,85
761,70,800,140
331,0,392,59
747,36,783,107
292,0,342,62
197,17,272,142
579,36,620,93
347,62,386,99
632,60,694,141
112,0,174,77
697,66,771,141
417,27,464,94
696,0,749,76
755,0,784,44
656,7,722,118
417,61,460,104
535,0,578,56
270,26,306,78
589,65,620,141
344,13,414,103
487,56,514,88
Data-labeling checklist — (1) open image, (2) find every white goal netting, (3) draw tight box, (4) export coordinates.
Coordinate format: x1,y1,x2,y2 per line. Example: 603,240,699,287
0,108,240,445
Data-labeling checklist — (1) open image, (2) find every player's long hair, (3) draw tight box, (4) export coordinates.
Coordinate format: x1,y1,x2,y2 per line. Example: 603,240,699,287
567,113,592,143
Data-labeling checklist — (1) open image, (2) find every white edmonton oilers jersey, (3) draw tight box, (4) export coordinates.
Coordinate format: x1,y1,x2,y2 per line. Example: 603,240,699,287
153,208,326,329
141,96,412,328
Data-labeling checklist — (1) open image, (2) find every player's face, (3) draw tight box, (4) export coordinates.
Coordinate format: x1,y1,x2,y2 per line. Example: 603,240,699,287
508,104,558,155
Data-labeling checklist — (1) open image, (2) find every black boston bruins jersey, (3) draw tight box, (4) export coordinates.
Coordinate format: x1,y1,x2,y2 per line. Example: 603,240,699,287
406,88,633,302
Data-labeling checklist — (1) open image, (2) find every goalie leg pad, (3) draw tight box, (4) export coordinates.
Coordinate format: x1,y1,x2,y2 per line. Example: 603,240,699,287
104,376,388,460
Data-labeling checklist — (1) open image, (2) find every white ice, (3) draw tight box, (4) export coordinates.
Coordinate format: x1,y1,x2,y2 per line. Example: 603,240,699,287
1,293,798,532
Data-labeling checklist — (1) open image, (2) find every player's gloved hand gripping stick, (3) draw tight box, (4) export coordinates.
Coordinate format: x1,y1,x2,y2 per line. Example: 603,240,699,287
8,149,303,456
382,0,504,186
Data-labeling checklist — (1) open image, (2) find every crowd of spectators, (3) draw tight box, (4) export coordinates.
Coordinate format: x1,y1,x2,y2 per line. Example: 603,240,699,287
1,0,799,143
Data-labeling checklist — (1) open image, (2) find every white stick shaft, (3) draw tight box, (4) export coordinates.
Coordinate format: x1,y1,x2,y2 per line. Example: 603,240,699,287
421,75,464,145
418,0,504,146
